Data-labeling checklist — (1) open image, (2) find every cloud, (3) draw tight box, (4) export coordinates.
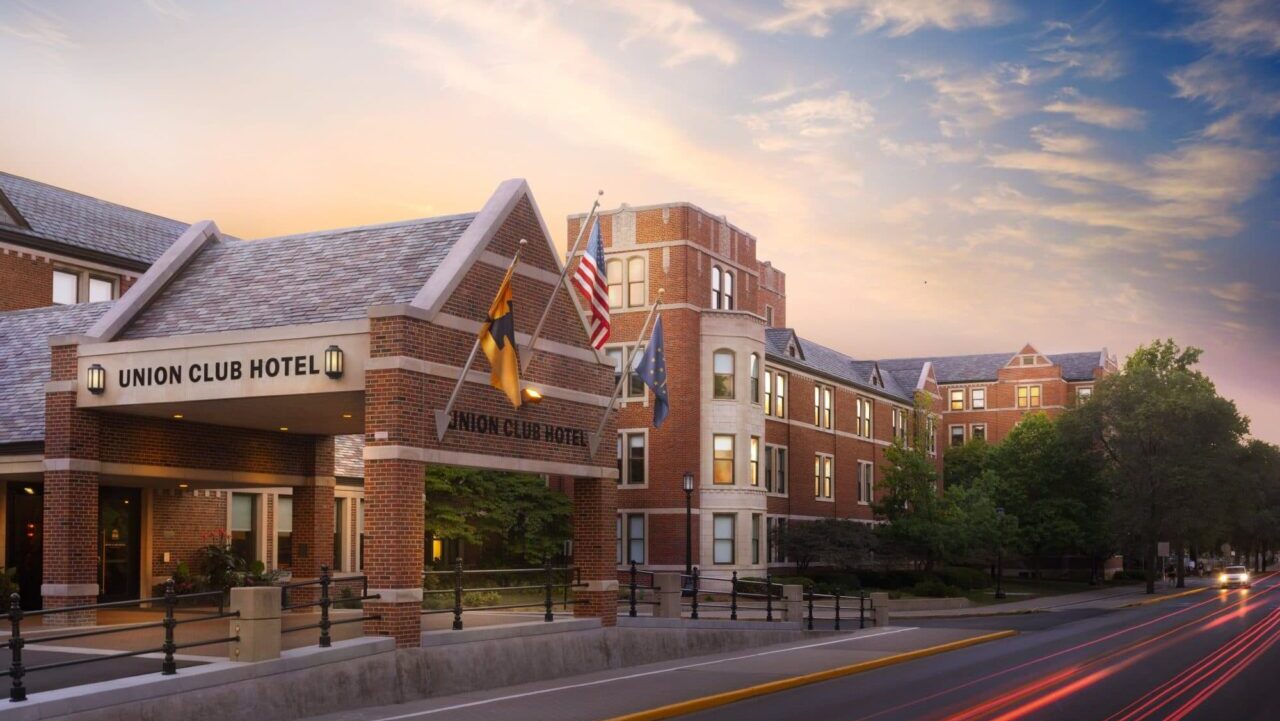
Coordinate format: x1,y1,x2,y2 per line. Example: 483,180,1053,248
1178,0,1280,56
1043,88,1145,129
144,0,189,20
1168,55,1280,118
756,0,1012,38
739,90,874,144
1029,125,1097,154
1032,19,1125,80
604,0,739,67
754,79,832,104
902,64,1029,136
877,138,979,165
0,5,75,48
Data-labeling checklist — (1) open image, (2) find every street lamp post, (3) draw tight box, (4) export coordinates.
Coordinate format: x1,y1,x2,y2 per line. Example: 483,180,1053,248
683,472,695,577
995,507,1006,600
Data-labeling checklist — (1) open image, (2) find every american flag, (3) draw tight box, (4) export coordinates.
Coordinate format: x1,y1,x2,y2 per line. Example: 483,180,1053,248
572,219,611,348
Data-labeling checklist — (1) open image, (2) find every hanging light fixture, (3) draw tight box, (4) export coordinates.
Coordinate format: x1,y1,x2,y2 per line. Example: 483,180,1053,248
324,345,344,379
86,363,106,394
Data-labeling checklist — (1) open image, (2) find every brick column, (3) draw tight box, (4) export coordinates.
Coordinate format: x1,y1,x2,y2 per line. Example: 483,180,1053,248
573,477,618,626
42,341,100,626
289,485,334,605
362,315,427,648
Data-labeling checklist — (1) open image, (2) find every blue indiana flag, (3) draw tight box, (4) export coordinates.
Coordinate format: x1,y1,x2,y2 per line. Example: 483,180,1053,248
634,315,669,428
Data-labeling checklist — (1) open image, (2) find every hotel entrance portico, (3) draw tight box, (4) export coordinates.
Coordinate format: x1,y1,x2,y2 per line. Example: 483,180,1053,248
17,179,619,647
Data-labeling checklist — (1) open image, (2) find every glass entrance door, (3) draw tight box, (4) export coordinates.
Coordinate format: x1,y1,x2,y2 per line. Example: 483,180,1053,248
99,487,141,603
5,484,43,610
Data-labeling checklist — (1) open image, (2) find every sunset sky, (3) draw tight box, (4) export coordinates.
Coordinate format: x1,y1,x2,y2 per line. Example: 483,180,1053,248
2,0,1277,440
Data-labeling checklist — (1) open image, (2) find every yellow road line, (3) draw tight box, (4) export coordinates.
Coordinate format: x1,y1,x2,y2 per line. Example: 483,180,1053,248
1121,587,1208,608
599,629,1018,721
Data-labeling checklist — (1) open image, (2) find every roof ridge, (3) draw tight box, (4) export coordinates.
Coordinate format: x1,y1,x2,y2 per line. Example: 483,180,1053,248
0,171,187,227
247,212,478,244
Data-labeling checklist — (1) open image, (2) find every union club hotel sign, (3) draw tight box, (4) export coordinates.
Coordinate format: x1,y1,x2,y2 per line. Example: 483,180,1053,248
76,332,368,407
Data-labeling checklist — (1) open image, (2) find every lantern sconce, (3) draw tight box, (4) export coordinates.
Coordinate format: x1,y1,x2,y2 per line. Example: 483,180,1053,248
324,345,344,379
86,363,106,395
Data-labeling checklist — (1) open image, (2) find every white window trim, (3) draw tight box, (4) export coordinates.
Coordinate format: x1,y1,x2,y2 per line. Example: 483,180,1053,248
949,424,966,447
814,452,835,502
1016,383,1044,409
765,444,789,497
712,433,737,486
617,427,650,488
617,511,648,566
712,348,736,401
969,386,987,410
969,423,987,442
949,387,967,412
712,512,736,565
857,460,874,506
604,252,649,310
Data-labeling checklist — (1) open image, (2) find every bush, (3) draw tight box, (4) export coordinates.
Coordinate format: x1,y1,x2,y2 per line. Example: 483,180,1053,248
935,567,992,591
909,579,965,598
462,590,502,607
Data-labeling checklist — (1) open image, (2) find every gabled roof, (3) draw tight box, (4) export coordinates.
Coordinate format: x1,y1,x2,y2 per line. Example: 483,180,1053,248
879,350,1106,383
118,214,477,340
0,302,114,446
765,328,913,402
0,172,188,266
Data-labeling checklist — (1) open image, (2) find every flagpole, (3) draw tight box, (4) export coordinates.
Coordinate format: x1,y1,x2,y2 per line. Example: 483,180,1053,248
434,239,527,443
521,189,604,375
587,287,664,456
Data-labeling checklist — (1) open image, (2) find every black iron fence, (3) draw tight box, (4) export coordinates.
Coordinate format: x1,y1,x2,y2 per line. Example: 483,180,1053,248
280,565,381,648
5,581,239,702
422,560,585,630
804,585,872,631
619,562,658,617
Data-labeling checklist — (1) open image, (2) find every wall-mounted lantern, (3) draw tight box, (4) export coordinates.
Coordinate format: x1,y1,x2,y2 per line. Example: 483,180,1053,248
324,345,344,379
86,363,106,394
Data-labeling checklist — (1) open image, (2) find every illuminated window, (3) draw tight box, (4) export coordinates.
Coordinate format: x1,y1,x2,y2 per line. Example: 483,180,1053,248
950,388,965,411
606,259,624,308
856,398,873,438
774,373,787,418
750,354,760,403
764,369,774,415
713,350,735,399
723,271,734,310
750,437,760,486
891,407,907,443
815,454,833,499
627,257,646,307
713,435,735,485
1017,385,1042,408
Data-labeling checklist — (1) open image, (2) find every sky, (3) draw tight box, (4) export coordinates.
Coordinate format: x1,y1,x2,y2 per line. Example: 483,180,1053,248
1,0,1278,440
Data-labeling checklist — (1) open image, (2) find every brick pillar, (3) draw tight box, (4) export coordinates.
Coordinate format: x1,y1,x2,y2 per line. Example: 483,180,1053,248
42,341,100,626
573,477,617,626
362,314,426,648
290,485,334,605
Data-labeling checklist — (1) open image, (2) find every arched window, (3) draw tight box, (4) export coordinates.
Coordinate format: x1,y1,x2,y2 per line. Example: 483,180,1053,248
606,259,624,308
627,257,646,307
723,271,734,310
710,266,722,309
713,349,735,399
749,353,760,403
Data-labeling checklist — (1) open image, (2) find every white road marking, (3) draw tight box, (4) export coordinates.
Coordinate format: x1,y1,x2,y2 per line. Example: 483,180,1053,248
368,626,919,720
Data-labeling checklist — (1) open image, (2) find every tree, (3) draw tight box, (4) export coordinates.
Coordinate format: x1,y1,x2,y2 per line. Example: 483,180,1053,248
1227,441,1280,572
944,438,992,489
1068,340,1248,593
777,519,877,572
423,466,572,566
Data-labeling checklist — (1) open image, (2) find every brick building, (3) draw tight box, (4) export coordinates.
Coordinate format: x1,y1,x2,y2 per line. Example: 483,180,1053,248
568,201,1113,576
0,174,619,646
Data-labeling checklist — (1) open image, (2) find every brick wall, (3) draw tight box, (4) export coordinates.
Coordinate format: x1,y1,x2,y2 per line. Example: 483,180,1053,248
149,489,228,581
0,246,135,312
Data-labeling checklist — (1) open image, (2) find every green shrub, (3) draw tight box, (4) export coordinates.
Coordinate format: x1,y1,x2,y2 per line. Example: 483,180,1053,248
935,567,992,591
462,590,502,607
909,580,965,598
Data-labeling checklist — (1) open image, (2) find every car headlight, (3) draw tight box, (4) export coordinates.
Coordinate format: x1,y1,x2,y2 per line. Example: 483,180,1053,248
1220,574,1228,582
1243,573,1250,580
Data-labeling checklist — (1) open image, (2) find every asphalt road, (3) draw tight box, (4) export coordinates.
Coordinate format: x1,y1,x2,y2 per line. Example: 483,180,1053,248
678,574,1280,721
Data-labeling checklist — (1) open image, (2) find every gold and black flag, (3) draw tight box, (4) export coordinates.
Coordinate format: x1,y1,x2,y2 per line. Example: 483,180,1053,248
480,263,522,408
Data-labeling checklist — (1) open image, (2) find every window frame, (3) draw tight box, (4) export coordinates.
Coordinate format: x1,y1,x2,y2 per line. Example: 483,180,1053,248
711,266,722,309
606,258,624,309
950,424,966,448
626,512,646,564
616,429,648,486
626,256,646,308
1017,384,1043,408
713,513,736,565
752,513,762,565
764,369,774,416
1076,386,1093,405
814,453,834,501
970,387,986,410
749,354,760,404
713,434,735,485
949,388,966,411
857,461,874,506
970,423,987,442
605,346,645,400
712,349,736,400
856,397,873,438
773,372,787,418
722,271,734,310
750,436,760,486
52,268,80,305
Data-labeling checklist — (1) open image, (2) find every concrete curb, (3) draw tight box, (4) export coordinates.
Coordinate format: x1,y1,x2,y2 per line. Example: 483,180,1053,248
597,629,1019,721
1120,587,1208,608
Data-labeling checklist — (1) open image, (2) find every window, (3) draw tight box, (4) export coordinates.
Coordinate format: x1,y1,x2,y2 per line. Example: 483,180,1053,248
617,432,646,484
856,398,872,438
1017,384,1042,408
750,437,760,486
1077,387,1093,405
276,495,293,571
814,385,832,428
858,462,874,505
357,499,365,570
711,266,722,309
950,425,966,448
971,424,987,442
949,388,966,411
927,417,937,454
815,454,833,499
764,445,774,492
334,498,346,571
891,408,907,443
722,271,734,310
765,306,774,327
52,269,78,305
616,516,624,564
627,514,645,563
813,386,821,426
713,350,735,399
769,517,788,563
607,259,624,308
605,348,644,398
774,373,786,417
971,387,986,410
750,354,760,403
764,370,773,415
627,257,646,307
713,435,735,485
713,514,735,564
776,448,787,494
752,514,762,565
230,493,257,563
823,387,833,429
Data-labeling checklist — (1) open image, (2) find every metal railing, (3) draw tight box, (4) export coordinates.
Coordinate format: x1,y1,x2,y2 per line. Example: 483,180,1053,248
280,565,381,648
804,585,873,631
619,562,658,617
681,568,779,622
5,581,239,702
422,560,585,630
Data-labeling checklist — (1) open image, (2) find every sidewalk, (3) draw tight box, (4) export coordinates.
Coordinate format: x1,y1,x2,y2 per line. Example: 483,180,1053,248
300,624,1014,721
892,578,1211,619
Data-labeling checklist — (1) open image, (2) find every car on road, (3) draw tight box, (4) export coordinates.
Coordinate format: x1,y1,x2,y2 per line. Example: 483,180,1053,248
1219,566,1251,589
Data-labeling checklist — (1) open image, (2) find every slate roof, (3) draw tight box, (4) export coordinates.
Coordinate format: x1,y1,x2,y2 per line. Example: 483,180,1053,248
120,214,478,339
0,302,113,446
879,350,1104,383
764,328,914,402
0,172,188,265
